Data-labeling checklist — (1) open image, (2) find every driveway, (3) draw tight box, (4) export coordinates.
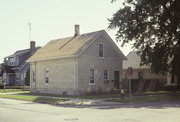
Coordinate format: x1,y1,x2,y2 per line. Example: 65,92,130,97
0,98,180,122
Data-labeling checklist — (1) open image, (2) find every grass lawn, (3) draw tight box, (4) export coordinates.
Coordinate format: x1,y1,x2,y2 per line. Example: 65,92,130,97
20,91,180,99
0,94,68,104
0,90,180,104
0,89,29,93
134,91,180,96
20,92,123,99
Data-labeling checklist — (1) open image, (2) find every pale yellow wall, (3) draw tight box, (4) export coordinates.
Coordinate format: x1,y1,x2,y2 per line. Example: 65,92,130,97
77,33,123,94
30,58,77,95
123,68,167,81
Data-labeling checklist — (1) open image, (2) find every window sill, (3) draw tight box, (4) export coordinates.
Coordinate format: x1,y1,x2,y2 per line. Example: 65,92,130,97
98,57,104,59
89,83,95,86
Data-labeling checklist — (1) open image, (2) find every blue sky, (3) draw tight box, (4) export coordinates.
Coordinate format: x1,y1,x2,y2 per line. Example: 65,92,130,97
0,0,132,63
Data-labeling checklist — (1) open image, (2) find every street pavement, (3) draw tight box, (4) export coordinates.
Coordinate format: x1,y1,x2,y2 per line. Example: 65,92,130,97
0,98,180,122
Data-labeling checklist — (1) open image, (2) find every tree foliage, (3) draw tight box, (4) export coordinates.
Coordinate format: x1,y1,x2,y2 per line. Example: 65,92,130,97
108,0,180,84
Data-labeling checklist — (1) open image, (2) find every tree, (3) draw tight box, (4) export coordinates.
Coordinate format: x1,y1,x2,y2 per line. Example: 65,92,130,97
25,68,30,86
108,0,180,84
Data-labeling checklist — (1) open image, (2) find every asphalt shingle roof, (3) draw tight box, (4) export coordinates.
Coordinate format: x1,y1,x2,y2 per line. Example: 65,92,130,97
28,30,126,62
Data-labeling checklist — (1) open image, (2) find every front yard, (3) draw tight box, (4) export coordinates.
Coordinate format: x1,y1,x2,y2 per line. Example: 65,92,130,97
0,90,180,105
0,93,68,104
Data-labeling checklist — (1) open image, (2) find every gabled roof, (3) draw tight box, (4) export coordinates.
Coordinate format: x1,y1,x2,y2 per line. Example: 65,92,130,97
123,51,149,69
28,30,126,62
6,47,41,59
6,49,30,58
4,47,40,72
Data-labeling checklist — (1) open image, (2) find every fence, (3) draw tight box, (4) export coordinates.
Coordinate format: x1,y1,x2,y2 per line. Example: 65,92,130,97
4,86,30,91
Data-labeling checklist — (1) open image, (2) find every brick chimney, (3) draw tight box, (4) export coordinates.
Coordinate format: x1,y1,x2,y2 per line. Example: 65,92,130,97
30,41,35,52
74,24,80,36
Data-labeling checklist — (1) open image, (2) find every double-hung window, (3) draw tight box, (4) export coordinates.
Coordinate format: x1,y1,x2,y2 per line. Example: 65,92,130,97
98,43,104,58
104,69,109,84
89,69,95,85
9,57,16,66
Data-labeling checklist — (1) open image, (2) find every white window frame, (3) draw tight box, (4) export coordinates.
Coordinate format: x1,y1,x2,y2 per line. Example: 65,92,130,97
104,69,109,80
24,72,26,78
104,69,109,84
9,57,16,66
89,68,95,85
98,43,104,58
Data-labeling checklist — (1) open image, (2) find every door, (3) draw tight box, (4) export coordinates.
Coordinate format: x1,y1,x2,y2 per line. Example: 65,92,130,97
114,71,120,89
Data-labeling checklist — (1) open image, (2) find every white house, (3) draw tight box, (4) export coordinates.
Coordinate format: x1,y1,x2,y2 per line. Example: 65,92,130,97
27,25,126,95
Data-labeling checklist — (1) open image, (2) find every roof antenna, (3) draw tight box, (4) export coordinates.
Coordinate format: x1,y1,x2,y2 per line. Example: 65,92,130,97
28,23,31,41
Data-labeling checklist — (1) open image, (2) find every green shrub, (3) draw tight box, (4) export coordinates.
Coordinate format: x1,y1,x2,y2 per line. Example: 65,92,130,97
0,84,3,89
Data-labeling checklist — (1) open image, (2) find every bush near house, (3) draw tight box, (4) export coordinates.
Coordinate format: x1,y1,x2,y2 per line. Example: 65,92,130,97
0,83,3,89
0,77,3,89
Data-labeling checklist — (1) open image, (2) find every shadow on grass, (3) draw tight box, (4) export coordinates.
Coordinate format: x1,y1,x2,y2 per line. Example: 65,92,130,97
11,91,180,110
32,97,68,104
52,99,180,110
18,92,123,99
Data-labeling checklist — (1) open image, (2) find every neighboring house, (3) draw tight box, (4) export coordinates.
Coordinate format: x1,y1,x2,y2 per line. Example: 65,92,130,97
0,41,40,86
123,51,167,92
27,25,127,95
0,64,2,84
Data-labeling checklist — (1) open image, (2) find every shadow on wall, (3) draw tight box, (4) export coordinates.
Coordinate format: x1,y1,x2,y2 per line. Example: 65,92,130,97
123,79,166,93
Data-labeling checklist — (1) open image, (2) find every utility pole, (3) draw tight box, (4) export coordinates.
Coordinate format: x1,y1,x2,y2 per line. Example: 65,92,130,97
127,67,133,99
28,23,31,41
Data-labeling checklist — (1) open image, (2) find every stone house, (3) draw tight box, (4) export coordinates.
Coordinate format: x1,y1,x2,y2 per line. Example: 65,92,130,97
123,51,167,92
0,41,40,85
27,25,126,95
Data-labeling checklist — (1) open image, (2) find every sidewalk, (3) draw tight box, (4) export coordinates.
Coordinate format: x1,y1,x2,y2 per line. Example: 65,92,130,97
0,91,122,106
58,98,123,106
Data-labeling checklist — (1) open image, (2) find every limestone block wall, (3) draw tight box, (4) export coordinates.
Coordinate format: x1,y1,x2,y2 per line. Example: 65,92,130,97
77,33,123,94
30,58,76,95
